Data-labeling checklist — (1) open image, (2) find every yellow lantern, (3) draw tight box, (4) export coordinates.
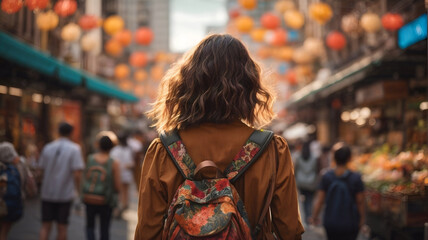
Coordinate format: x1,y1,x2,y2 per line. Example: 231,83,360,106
114,64,130,79
103,15,124,35
341,14,359,34
104,39,123,57
238,0,256,10
119,80,133,92
360,13,381,33
292,48,314,64
61,23,81,42
80,33,98,52
273,46,294,61
284,10,305,29
274,1,295,14
250,28,266,42
235,16,254,33
151,64,164,81
303,38,324,57
134,69,148,82
36,11,59,31
309,2,333,25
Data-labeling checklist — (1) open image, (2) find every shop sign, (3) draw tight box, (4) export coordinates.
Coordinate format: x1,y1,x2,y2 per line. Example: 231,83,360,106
398,14,427,49
356,81,408,105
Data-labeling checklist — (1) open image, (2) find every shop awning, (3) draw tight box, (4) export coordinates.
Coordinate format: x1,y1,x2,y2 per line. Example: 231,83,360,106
0,31,139,102
285,50,385,108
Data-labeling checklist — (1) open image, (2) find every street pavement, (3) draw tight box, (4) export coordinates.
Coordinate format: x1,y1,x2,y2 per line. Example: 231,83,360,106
9,185,324,240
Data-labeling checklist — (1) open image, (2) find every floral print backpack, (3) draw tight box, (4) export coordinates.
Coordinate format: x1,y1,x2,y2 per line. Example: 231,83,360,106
160,129,275,240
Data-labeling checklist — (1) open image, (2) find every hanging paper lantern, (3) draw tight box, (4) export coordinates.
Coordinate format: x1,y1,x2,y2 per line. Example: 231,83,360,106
134,85,145,96
119,80,133,91
78,15,100,31
360,13,381,33
61,23,81,42
135,27,154,46
250,28,266,42
261,13,280,30
382,13,404,31
257,47,271,59
284,10,305,29
129,52,148,68
303,38,324,57
114,64,130,79
26,0,48,11
134,70,148,82
238,0,256,10
54,0,77,17
235,16,254,33
273,46,294,61
229,8,240,19
1,0,23,14
296,65,313,78
151,64,164,81
266,29,287,47
274,1,295,14
285,70,297,85
80,33,98,52
292,48,314,64
114,29,132,46
36,10,59,31
341,14,359,34
104,39,123,57
103,15,124,36
309,2,333,25
326,31,347,50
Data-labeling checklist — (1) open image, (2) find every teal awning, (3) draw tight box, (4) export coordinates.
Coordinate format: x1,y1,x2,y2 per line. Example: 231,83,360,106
0,31,139,102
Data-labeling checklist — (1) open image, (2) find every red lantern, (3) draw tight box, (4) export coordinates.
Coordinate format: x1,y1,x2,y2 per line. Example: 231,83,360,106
129,52,148,68
114,29,133,46
26,0,48,11
1,0,23,14
268,29,287,46
382,13,404,31
78,15,99,31
261,13,280,30
54,0,77,17
229,8,240,19
285,70,297,85
326,31,346,51
135,27,153,46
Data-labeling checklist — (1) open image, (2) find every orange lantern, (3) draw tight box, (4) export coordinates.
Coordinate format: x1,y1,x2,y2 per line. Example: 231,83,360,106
135,27,154,46
284,10,305,29
134,70,148,82
296,65,313,78
309,2,333,25
285,70,297,85
154,51,169,63
261,13,280,30
26,0,48,11
236,16,254,33
250,28,266,42
129,52,148,68
382,13,403,31
273,46,294,61
103,15,124,36
360,13,381,33
326,31,347,50
151,64,164,81
54,0,77,17
104,39,123,57
229,8,240,20
1,0,23,14
238,0,256,10
119,80,133,92
114,64,130,79
36,10,59,31
257,47,271,59
134,85,145,96
114,29,132,46
266,29,287,47
78,15,99,31
274,0,295,14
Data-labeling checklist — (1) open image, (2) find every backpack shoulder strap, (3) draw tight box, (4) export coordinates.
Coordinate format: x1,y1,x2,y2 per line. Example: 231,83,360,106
160,129,196,179
224,129,274,183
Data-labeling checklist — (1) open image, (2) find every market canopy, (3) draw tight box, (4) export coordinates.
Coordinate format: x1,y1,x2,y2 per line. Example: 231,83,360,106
0,31,139,103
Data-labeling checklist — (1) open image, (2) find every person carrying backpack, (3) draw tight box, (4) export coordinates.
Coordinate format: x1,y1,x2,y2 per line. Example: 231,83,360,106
134,34,304,240
310,142,366,240
82,131,121,240
0,142,23,240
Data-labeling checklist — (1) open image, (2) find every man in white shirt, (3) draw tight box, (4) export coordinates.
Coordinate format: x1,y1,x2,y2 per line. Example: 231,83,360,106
38,122,84,240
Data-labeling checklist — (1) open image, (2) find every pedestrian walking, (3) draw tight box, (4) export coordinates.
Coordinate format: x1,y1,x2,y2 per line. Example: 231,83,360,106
0,142,24,240
134,34,304,240
82,131,121,240
37,122,85,240
295,140,319,224
110,132,134,218
310,142,366,240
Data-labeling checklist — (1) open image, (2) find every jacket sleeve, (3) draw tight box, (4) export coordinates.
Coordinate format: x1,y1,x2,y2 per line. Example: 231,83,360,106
271,136,304,240
134,139,168,240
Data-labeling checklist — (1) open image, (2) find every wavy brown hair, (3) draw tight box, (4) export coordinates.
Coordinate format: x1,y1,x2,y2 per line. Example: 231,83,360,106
147,34,275,133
